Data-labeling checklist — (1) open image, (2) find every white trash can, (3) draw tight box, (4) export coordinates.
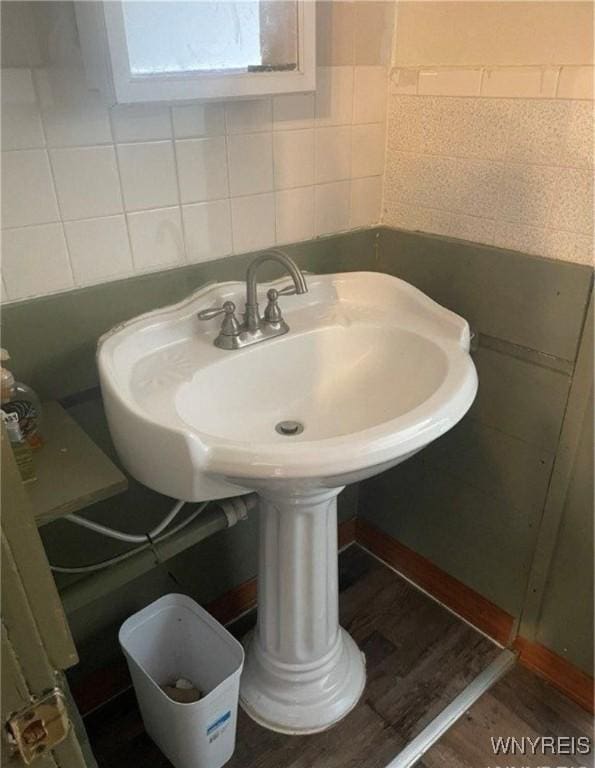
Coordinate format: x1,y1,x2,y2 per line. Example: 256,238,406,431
119,593,245,768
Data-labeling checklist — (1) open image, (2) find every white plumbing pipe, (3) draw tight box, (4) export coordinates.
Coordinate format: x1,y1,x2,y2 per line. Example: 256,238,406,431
52,502,208,574
64,499,186,543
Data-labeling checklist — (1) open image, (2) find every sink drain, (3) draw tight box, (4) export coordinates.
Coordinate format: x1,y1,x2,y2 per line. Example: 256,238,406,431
275,420,304,436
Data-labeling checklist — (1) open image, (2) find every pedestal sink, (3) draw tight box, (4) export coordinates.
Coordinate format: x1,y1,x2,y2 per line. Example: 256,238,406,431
98,271,478,734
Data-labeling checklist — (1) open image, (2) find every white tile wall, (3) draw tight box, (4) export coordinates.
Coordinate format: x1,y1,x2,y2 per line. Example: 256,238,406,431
389,65,595,101
315,126,352,184
64,215,133,285
2,224,74,300
1,69,44,151
273,129,315,189
176,137,229,204
231,193,276,253
2,149,59,227
227,133,274,197
1,63,387,302
276,186,315,244
314,181,351,236
50,145,122,220
182,200,232,263
127,207,185,271
116,141,178,211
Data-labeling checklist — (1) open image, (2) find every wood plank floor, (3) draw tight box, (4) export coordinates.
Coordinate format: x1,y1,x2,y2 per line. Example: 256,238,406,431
83,545,589,767
420,664,594,768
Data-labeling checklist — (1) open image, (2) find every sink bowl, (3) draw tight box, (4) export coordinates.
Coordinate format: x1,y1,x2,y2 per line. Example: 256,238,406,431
98,271,476,497
98,270,478,734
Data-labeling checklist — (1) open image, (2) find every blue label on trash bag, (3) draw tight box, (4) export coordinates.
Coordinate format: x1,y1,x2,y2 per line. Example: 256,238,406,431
207,710,231,735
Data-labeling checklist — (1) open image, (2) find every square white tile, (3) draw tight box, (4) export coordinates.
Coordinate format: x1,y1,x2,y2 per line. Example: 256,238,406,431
418,68,482,98
276,187,315,244
274,129,315,190
1,149,59,228
225,99,272,134
231,193,275,253
2,223,73,300
176,137,229,204
117,141,178,212
127,207,185,271
35,66,112,148
556,66,593,100
481,67,559,99
172,103,225,138
351,176,383,228
389,69,418,96
314,180,351,236
1,68,44,150
315,67,354,127
64,215,133,285
352,123,385,178
315,126,352,184
273,93,315,131
111,103,172,142
50,145,123,220
182,200,232,263
353,66,388,123
227,133,273,197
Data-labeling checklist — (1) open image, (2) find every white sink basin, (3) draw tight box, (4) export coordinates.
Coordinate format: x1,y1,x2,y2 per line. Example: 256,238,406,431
98,271,476,497
98,270,477,735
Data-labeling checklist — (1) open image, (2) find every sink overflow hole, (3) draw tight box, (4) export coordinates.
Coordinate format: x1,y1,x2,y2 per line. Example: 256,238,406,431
275,420,304,436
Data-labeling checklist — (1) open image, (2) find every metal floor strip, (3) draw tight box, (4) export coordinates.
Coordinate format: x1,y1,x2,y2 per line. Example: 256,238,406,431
384,648,517,768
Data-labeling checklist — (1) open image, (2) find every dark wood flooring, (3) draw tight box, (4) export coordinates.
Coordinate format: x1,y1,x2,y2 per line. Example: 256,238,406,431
421,664,594,768
84,546,590,767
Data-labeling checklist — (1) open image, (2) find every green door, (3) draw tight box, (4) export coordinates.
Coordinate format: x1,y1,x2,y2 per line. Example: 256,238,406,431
1,428,96,767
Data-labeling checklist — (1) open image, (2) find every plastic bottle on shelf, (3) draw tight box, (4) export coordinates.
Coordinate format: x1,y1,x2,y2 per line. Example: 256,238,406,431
2,410,35,482
0,349,43,450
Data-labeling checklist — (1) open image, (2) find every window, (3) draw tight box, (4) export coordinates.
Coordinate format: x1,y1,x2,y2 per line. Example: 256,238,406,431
77,1,315,104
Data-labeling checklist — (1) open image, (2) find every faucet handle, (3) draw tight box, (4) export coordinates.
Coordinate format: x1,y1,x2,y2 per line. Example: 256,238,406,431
197,301,240,337
264,288,286,324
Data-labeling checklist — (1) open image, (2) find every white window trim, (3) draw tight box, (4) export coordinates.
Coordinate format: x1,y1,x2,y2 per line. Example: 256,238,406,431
99,1,315,104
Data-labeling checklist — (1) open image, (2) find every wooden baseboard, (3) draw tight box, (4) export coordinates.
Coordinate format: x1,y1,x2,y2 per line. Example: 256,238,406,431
514,636,594,713
356,519,594,713
356,519,515,647
338,517,357,550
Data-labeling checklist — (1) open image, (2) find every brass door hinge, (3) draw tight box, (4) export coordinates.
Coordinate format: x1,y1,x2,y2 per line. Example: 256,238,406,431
6,689,70,764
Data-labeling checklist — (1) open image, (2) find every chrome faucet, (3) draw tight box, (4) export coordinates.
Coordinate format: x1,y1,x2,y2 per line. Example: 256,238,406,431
197,250,308,350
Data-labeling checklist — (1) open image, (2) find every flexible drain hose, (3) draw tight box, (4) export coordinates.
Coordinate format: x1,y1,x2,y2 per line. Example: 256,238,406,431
64,499,186,544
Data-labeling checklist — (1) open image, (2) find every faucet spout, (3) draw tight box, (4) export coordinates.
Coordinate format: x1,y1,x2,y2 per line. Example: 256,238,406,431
245,249,308,331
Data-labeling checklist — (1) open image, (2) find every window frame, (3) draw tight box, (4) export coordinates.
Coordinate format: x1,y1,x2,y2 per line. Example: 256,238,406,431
100,0,315,103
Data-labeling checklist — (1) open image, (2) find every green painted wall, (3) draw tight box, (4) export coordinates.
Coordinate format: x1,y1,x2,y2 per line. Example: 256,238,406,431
536,389,593,674
358,228,593,674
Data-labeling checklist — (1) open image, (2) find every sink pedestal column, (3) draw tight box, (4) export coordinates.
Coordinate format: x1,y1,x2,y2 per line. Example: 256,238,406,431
239,488,366,734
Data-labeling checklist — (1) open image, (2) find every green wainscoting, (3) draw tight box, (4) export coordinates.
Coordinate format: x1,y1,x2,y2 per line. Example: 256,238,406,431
3,225,592,681
359,229,593,675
